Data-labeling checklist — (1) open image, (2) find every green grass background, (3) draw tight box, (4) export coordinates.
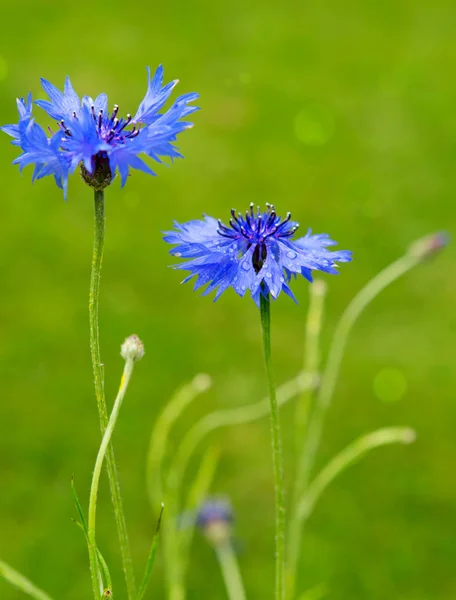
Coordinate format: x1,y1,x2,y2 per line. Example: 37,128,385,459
0,0,455,598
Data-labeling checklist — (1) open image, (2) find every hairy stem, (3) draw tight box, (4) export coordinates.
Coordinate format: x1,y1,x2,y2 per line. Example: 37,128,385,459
260,293,285,600
89,189,136,600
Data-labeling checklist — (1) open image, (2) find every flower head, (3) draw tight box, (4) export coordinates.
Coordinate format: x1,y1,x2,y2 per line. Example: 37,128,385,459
164,204,352,306
1,66,198,198
196,498,233,547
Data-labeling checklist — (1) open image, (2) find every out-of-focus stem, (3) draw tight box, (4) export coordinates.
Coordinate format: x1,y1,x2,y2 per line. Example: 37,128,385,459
294,280,327,459
215,544,247,600
0,560,54,600
299,254,419,492
287,280,327,599
286,251,423,599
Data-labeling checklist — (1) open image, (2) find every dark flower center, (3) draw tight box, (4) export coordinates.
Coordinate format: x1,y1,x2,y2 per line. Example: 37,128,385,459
217,203,299,273
91,104,140,144
58,104,140,146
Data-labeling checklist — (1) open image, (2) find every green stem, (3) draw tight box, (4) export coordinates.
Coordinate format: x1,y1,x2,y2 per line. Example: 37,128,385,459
0,559,54,600
146,375,212,600
89,189,136,600
168,372,315,511
87,357,136,599
285,254,420,599
298,255,418,493
294,280,327,458
287,281,326,599
296,427,415,522
260,293,285,600
215,544,247,600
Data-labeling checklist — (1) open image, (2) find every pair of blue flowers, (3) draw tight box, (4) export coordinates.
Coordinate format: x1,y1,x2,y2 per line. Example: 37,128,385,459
2,67,351,305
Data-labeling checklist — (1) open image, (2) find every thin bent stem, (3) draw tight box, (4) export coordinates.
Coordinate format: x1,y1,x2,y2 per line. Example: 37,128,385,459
215,544,247,600
89,189,136,600
286,428,415,599
287,281,326,599
294,280,327,454
87,357,136,600
145,375,212,600
260,293,285,600
169,372,315,514
0,560,54,600
297,427,416,522
298,254,419,492
285,253,420,599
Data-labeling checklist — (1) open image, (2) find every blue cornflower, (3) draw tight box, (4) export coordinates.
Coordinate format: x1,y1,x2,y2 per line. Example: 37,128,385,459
196,498,234,547
196,499,233,529
1,66,198,198
164,204,352,306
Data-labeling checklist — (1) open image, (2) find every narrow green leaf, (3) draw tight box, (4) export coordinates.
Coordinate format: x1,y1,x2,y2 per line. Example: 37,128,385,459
137,504,165,600
70,490,112,592
96,551,112,594
71,476,88,534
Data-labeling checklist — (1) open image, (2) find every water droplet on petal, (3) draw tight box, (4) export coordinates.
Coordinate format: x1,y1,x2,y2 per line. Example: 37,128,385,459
266,272,272,278
287,251,297,259
241,262,250,271
241,285,246,291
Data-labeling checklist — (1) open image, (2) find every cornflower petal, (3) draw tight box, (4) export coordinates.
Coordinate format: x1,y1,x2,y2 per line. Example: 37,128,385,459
164,205,352,305
132,65,180,124
2,66,198,197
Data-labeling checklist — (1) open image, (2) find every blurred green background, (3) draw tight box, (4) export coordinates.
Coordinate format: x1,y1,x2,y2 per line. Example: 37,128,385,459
0,0,455,598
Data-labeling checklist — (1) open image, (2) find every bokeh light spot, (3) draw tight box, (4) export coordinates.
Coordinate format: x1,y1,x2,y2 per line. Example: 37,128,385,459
294,102,335,146
373,368,407,403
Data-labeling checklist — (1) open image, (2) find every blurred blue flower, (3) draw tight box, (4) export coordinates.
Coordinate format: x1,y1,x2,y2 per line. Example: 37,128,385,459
1,66,198,198
196,498,234,547
164,204,352,306
196,498,233,529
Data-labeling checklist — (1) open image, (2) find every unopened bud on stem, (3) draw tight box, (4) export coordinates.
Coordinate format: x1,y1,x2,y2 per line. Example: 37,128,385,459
121,334,145,361
408,232,449,261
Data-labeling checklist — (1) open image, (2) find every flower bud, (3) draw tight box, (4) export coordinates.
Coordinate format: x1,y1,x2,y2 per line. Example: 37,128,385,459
408,232,449,262
191,373,212,393
121,334,145,361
